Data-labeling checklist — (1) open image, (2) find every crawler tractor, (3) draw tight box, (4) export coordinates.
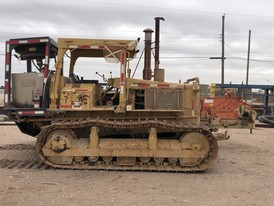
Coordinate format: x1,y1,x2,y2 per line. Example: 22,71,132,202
3,18,218,171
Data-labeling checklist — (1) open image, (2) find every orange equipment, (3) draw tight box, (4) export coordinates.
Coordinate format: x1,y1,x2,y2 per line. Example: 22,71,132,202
201,91,256,129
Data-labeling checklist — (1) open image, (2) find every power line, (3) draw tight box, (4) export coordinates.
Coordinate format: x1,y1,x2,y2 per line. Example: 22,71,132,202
75,0,274,19
0,22,135,32
0,23,220,38
0,27,274,44
224,42,273,83
2,22,274,41
225,42,274,63
160,56,210,59
2,53,273,62
74,0,223,15
228,57,274,63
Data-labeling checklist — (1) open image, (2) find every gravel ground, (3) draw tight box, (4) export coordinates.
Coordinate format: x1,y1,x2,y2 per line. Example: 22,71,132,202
0,125,273,206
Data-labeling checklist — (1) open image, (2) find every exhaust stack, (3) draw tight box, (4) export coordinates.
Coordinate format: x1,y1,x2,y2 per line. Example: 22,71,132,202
154,17,165,82
143,28,153,80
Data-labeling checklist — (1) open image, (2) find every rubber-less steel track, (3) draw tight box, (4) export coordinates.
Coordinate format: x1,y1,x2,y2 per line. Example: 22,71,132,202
0,159,50,170
0,143,50,170
0,143,35,150
36,118,219,172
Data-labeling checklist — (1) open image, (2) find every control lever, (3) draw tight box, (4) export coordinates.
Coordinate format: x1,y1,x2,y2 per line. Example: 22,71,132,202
95,72,107,82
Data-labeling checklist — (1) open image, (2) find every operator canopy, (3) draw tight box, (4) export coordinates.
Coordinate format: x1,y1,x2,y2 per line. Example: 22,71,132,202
57,38,138,64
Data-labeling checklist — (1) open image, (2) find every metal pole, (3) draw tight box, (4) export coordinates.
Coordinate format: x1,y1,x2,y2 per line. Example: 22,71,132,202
246,30,251,85
154,17,165,70
221,15,225,86
143,28,153,80
264,89,269,115
27,60,32,73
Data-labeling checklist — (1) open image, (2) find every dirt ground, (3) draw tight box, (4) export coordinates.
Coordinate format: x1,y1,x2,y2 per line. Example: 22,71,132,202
0,125,273,206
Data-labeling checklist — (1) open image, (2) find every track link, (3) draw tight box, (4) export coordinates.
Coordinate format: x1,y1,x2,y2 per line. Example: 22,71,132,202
0,159,50,170
0,143,35,150
36,118,219,172
0,143,48,170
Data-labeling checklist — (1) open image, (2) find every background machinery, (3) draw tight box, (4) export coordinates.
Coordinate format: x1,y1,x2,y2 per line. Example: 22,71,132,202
3,18,219,172
200,90,256,131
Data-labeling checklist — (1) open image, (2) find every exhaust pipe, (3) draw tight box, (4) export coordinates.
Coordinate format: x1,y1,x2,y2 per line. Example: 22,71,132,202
154,17,165,82
143,28,153,80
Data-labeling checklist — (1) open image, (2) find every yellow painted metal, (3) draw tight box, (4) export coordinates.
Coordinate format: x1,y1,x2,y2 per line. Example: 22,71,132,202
116,48,127,112
210,83,216,97
49,38,137,109
42,143,206,159
42,126,208,159
59,83,101,110
33,36,217,171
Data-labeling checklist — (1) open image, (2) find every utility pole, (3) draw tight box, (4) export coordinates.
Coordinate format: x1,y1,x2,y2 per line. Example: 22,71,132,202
246,30,251,85
209,15,226,95
221,15,225,86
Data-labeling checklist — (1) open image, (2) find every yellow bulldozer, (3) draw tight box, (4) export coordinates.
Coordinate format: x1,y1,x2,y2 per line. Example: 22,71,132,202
3,18,219,172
